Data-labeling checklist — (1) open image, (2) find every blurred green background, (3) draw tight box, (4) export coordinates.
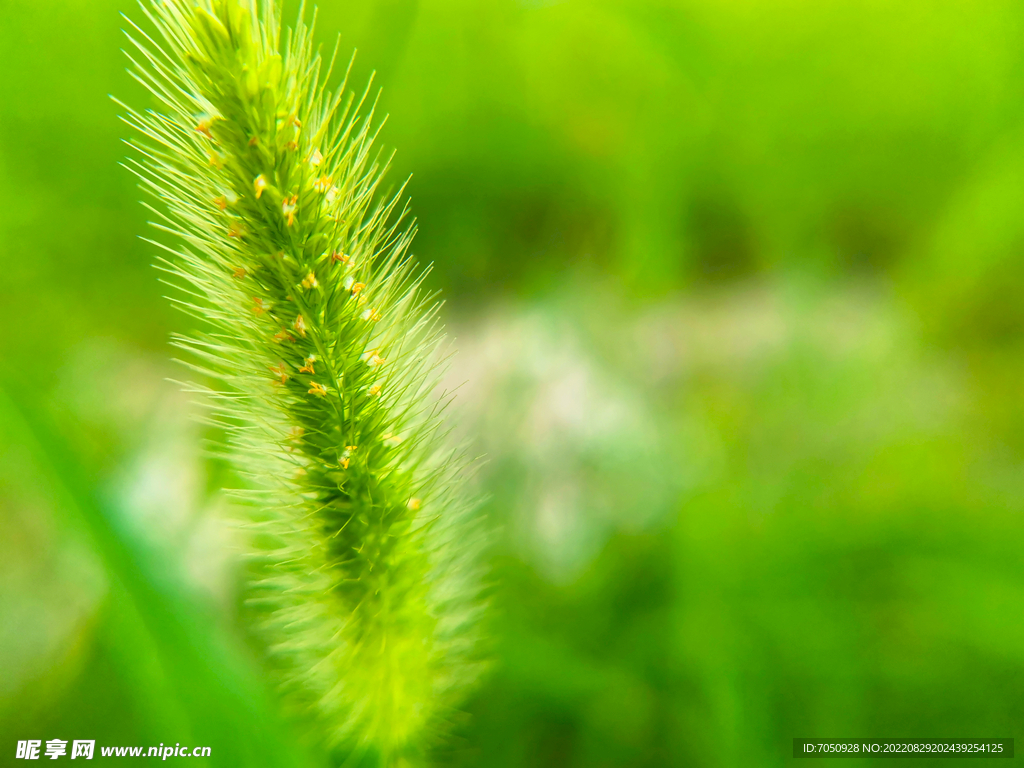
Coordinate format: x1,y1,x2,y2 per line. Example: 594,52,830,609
3,0,1024,764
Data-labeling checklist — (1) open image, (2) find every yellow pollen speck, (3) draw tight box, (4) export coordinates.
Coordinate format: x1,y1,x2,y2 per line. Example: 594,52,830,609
269,362,288,384
313,175,332,193
233,267,246,279
252,297,265,315
282,195,297,226
227,223,244,238
361,350,385,368
301,272,318,290
286,140,298,152
254,174,268,199
208,150,224,169
299,355,316,374
368,384,382,397
309,148,323,166
293,314,307,337
273,328,294,343
195,120,213,139
214,195,228,210
290,115,302,128
407,498,422,511
360,307,381,322
308,382,327,397
339,457,350,469
350,282,365,296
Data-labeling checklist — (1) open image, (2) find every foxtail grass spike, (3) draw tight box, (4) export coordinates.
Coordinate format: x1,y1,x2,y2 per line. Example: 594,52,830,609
118,0,485,763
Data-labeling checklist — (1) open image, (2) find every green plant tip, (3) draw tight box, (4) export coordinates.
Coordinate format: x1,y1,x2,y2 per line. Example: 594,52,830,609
119,1,486,763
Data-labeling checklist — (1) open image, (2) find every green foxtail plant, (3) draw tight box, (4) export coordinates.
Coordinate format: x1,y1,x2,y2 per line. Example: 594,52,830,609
117,0,485,763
